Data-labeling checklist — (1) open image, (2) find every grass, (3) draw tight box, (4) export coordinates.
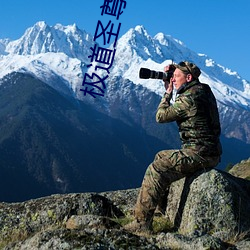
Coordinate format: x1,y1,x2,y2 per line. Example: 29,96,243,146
113,214,174,235
112,216,134,227
152,216,174,234
225,230,250,245
0,228,29,249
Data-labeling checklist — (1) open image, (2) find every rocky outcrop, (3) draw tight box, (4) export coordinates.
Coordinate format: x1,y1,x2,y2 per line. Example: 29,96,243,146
229,158,250,180
1,169,250,249
165,169,250,240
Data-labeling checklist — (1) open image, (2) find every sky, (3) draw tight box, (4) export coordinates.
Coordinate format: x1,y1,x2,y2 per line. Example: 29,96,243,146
0,0,250,81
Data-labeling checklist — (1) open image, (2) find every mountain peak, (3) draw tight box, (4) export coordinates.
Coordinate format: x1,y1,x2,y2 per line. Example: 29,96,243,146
1,22,250,110
54,22,80,34
134,25,148,35
121,25,151,43
153,32,186,50
5,21,94,62
34,21,48,29
113,25,250,107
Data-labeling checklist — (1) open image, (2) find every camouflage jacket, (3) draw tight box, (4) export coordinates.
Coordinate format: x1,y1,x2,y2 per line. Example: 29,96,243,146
156,80,222,157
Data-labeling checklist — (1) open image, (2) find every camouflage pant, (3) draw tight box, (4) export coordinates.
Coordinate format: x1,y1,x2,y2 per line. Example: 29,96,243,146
134,149,220,223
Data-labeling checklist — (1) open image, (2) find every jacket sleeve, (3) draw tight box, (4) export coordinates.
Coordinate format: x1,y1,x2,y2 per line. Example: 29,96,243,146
156,93,195,123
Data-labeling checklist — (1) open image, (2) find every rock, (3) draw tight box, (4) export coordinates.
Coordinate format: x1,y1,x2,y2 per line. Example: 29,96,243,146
165,169,250,241
1,168,250,249
101,188,140,215
0,193,124,248
235,240,250,250
229,158,250,180
4,228,161,250
65,214,120,230
156,232,228,250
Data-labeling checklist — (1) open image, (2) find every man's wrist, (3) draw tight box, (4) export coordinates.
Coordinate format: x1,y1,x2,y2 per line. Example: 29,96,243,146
164,91,171,98
163,91,172,102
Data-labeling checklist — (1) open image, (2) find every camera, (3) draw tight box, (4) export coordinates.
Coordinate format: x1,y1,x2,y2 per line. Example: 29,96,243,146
139,64,176,82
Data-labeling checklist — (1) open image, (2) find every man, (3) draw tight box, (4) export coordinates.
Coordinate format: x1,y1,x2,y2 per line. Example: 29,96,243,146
124,61,222,233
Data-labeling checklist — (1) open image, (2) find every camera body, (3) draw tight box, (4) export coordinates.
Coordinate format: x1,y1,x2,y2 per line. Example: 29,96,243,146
139,65,176,82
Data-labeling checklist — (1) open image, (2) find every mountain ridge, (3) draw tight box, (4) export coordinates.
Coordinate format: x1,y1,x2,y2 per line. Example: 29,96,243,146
1,22,249,110
0,22,249,201
0,72,169,202
111,25,250,109
5,21,94,62
1,23,249,89
1,21,250,148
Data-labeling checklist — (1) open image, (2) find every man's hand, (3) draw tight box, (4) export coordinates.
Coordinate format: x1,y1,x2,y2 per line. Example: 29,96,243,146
163,65,173,94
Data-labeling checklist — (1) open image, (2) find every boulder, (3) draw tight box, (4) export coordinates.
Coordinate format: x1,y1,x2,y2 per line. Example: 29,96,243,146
0,193,124,248
165,169,250,241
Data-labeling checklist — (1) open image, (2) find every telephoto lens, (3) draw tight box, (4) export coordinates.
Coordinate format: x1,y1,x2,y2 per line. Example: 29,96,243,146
139,68,167,80
139,65,176,82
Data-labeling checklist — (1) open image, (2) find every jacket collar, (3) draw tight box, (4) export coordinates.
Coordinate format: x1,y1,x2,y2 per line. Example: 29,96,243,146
176,79,200,95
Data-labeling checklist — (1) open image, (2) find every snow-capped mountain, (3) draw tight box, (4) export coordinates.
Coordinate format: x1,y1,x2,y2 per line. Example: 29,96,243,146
1,22,249,110
5,21,94,62
111,25,250,110
0,21,249,201
0,21,250,145
0,21,97,95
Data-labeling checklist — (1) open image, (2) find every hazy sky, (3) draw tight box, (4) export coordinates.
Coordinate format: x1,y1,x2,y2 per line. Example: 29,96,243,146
1,0,250,80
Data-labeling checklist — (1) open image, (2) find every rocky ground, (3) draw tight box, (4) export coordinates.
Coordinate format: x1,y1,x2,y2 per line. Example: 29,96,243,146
0,168,250,249
229,158,250,180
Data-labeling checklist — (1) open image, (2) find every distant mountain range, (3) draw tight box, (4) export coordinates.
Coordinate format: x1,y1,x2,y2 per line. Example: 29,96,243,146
0,21,249,202
0,72,168,202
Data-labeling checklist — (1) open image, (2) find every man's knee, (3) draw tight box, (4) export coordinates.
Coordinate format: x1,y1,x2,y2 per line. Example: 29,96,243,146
153,150,176,169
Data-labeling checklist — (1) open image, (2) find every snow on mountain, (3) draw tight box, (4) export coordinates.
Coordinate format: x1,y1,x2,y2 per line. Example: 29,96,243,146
0,53,84,95
0,22,250,111
5,21,94,62
0,21,97,94
0,39,9,55
111,25,250,110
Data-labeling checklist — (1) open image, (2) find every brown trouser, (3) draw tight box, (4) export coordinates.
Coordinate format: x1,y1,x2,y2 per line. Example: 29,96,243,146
134,149,220,223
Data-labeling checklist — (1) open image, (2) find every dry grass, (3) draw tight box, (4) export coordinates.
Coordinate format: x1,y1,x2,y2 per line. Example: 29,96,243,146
225,230,250,245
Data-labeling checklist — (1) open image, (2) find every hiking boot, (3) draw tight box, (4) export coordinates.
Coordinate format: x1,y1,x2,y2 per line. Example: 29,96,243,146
124,219,152,234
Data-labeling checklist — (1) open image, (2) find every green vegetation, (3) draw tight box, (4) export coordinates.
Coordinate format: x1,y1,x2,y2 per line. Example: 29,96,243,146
152,216,174,234
113,214,174,235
